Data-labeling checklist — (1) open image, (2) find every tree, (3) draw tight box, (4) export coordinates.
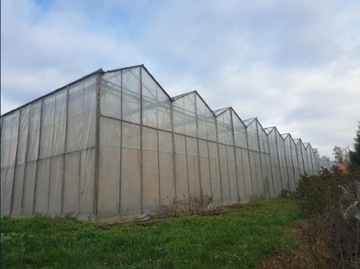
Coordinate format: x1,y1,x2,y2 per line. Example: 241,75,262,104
320,155,333,169
332,146,350,163
349,121,360,167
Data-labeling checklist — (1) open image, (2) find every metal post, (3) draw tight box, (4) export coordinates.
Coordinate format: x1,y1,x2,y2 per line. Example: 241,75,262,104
170,96,177,200
184,135,191,202
156,87,161,206
255,121,264,196
119,70,123,215
139,67,144,214
206,140,213,198
224,144,231,200
93,72,102,219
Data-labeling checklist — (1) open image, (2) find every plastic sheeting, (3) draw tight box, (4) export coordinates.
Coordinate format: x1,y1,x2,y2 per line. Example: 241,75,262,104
283,134,301,189
1,74,97,219
266,128,283,196
1,65,321,220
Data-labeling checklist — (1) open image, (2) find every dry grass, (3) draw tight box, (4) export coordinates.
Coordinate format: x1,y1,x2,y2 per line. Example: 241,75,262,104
259,219,330,269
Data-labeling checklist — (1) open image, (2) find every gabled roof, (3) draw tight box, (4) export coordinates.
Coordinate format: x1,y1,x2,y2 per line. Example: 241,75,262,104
243,117,257,126
264,126,276,135
171,90,196,100
172,90,216,118
281,133,294,140
213,107,231,116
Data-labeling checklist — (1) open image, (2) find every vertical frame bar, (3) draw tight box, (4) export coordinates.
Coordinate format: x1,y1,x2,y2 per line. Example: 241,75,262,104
170,95,177,200
93,71,102,219
118,70,124,215
139,67,144,214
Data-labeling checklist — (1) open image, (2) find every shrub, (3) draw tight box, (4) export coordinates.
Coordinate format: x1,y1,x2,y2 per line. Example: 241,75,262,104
295,167,348,216
278,188,292,198
294,166,360,268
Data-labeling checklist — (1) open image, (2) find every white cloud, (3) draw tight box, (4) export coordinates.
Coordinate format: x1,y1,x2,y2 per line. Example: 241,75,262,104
1,0,144,111
1,0,360,159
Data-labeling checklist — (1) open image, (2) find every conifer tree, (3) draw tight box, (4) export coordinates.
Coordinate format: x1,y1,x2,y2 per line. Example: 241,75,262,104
349,122,360,167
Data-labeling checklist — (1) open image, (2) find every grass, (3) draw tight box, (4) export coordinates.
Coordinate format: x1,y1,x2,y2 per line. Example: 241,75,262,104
1,198,305,269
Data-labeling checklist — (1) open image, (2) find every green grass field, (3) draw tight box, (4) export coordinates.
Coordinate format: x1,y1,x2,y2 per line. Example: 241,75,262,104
1,198,304,269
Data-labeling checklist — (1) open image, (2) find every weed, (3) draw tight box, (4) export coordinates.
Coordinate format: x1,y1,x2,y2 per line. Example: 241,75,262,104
150,193,214,219
279,188,295,199
1,199,303,269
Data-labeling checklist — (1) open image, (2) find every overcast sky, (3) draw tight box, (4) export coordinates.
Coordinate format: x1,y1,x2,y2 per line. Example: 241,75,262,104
2,0,360,159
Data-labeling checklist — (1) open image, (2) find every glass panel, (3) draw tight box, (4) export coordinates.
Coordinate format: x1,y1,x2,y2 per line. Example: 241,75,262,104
173,98,185,135
79,149,95,215
64,152,80,214
208,142,221,202
23,162,36,216
233,112,247,149
1,167,14,215
246,121,259,152
122,68,140,123
40,96,55,158
121,122,141,215
101,71,122,119
236,148,251,202
1,111,19,168
196,95,216,141
174,134,188,200
53,90,67,155
217,110,233,145
17,107,30,165
142,127,159,211
185,95,196,137
218,144,230,202
186,137,200,196
66,77,97,152
34,159,50,214
48,156,63,215
142,70,158,128
226,145,238,202
27,101,42,161
158,131,175,205
199,140,211,196
12,164,25,216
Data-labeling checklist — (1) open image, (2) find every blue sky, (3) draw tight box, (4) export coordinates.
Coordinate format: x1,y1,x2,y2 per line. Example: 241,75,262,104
1,0,360,158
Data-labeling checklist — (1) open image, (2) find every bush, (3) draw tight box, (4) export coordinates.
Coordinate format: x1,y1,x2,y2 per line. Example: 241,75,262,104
278,188,294,198
294,167,360,268
295,168,347,216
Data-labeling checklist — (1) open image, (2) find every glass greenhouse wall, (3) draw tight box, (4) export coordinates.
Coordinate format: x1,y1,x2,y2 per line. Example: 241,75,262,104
1,65,320,220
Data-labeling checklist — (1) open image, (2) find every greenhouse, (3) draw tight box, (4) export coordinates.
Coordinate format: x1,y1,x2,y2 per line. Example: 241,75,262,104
1,65,320,220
